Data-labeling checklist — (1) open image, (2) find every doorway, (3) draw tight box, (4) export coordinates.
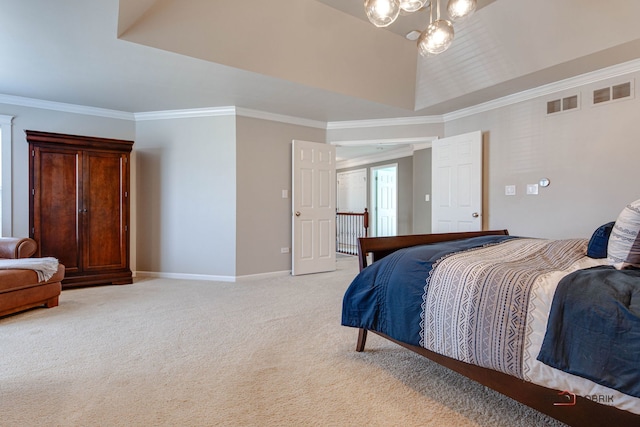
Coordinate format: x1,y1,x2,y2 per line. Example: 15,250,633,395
370,164,397,237
337,168,367,213
431,130,483,232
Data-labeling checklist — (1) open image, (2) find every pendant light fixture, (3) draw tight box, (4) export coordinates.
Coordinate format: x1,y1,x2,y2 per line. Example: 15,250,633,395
447,0,477,21
364,0,477,57
399,0,429,13
417,0,455,56
364,0,401,28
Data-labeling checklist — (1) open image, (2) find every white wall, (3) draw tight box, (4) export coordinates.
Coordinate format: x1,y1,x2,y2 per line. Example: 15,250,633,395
135,115,237,278
445,72,640,239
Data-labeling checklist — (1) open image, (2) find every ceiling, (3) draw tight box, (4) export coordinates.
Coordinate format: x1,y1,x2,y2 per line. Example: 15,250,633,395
1,0,640,126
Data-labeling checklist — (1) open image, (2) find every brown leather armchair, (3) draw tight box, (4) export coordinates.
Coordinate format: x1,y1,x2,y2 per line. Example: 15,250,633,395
0,237,65,318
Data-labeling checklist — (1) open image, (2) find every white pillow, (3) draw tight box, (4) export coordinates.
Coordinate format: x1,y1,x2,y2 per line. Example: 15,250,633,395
608,199,640,269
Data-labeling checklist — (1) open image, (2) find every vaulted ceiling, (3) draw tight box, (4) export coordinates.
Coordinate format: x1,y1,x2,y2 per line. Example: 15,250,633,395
1,0,640,122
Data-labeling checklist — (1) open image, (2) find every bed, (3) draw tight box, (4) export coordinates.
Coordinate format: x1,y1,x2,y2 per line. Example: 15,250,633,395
341,227,640,427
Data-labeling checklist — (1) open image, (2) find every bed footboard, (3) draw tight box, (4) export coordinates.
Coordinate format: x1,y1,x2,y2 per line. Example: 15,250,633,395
357,229,509,271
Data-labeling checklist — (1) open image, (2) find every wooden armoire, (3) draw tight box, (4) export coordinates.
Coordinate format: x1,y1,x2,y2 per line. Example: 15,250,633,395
27,130,133,288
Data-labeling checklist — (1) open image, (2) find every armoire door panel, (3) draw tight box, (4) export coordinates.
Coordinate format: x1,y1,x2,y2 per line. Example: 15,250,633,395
34,148,81,274
83,153,127,271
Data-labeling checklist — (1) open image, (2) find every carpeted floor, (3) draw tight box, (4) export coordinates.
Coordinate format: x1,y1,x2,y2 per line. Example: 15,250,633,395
0,257,564,426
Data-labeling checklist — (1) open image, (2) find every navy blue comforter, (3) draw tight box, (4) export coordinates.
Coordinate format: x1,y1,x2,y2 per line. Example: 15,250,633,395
341,235,515,346
537,266,640,398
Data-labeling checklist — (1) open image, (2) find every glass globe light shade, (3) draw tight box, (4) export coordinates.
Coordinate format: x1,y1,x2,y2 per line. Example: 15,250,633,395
399,0,428,13
446,0,477,21
417,19,455,56
364,0,401,28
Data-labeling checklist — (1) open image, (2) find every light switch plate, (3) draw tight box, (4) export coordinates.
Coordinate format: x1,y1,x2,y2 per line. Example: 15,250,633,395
282,190,288,198
505,185,516,196
526,184,539,195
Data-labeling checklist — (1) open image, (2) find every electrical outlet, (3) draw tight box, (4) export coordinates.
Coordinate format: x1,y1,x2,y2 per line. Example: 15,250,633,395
505,185,516,196
526,184,539,195
280,247,290,254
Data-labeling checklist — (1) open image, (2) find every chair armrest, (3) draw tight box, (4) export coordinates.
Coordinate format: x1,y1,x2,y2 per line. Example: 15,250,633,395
0,237,38,259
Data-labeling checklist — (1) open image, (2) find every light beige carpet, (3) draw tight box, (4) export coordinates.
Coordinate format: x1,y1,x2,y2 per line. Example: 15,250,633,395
0,257,564,426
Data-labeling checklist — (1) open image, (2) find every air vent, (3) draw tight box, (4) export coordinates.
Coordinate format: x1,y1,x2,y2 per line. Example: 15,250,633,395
612,82,631,100
547,95,579,115
547,99,561,114
593,81,633,105
563,95,578,110
593,88,610,104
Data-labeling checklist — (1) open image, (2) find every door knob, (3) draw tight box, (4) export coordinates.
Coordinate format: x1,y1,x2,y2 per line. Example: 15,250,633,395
472,212,479,218
295,211,301,217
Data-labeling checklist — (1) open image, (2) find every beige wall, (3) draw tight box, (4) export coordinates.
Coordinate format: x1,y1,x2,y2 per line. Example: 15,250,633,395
445,72,640,238
135,115,237,278
412,148,432,234
235,116,326,277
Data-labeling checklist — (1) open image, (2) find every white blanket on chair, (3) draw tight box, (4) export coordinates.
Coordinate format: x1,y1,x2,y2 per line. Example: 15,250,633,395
0,257,59,282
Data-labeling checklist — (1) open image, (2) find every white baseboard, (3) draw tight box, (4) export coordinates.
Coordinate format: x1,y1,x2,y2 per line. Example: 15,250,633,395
135,271,236,283
135,269,292,283
234,270,291,281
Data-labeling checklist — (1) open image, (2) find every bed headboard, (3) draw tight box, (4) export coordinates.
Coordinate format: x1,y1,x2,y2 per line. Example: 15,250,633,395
357,230,510,271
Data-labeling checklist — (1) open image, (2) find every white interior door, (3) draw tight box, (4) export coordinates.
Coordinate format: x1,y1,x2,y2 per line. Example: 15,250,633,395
372,164,397,237
292,140,336,275
432,131,483,233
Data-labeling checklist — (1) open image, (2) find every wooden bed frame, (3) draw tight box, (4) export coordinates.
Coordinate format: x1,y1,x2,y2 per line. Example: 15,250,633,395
354,230,639,427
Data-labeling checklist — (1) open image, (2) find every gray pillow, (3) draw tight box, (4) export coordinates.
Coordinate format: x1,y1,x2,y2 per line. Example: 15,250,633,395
607,199,640,269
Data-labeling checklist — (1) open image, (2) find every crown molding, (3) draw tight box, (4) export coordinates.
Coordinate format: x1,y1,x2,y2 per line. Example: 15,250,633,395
330,136,435,147
443,58,640,122
0,93,135,121
134,106,327,128
328,115,443,130
134,107,236,121
235,107,327,129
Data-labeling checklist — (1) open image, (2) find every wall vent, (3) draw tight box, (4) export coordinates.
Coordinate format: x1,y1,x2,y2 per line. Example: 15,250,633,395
612,82,631,99
593,81,633,105
547,94,579,115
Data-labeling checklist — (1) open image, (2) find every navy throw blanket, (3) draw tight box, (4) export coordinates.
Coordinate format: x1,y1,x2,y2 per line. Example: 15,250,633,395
538,266,640,398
